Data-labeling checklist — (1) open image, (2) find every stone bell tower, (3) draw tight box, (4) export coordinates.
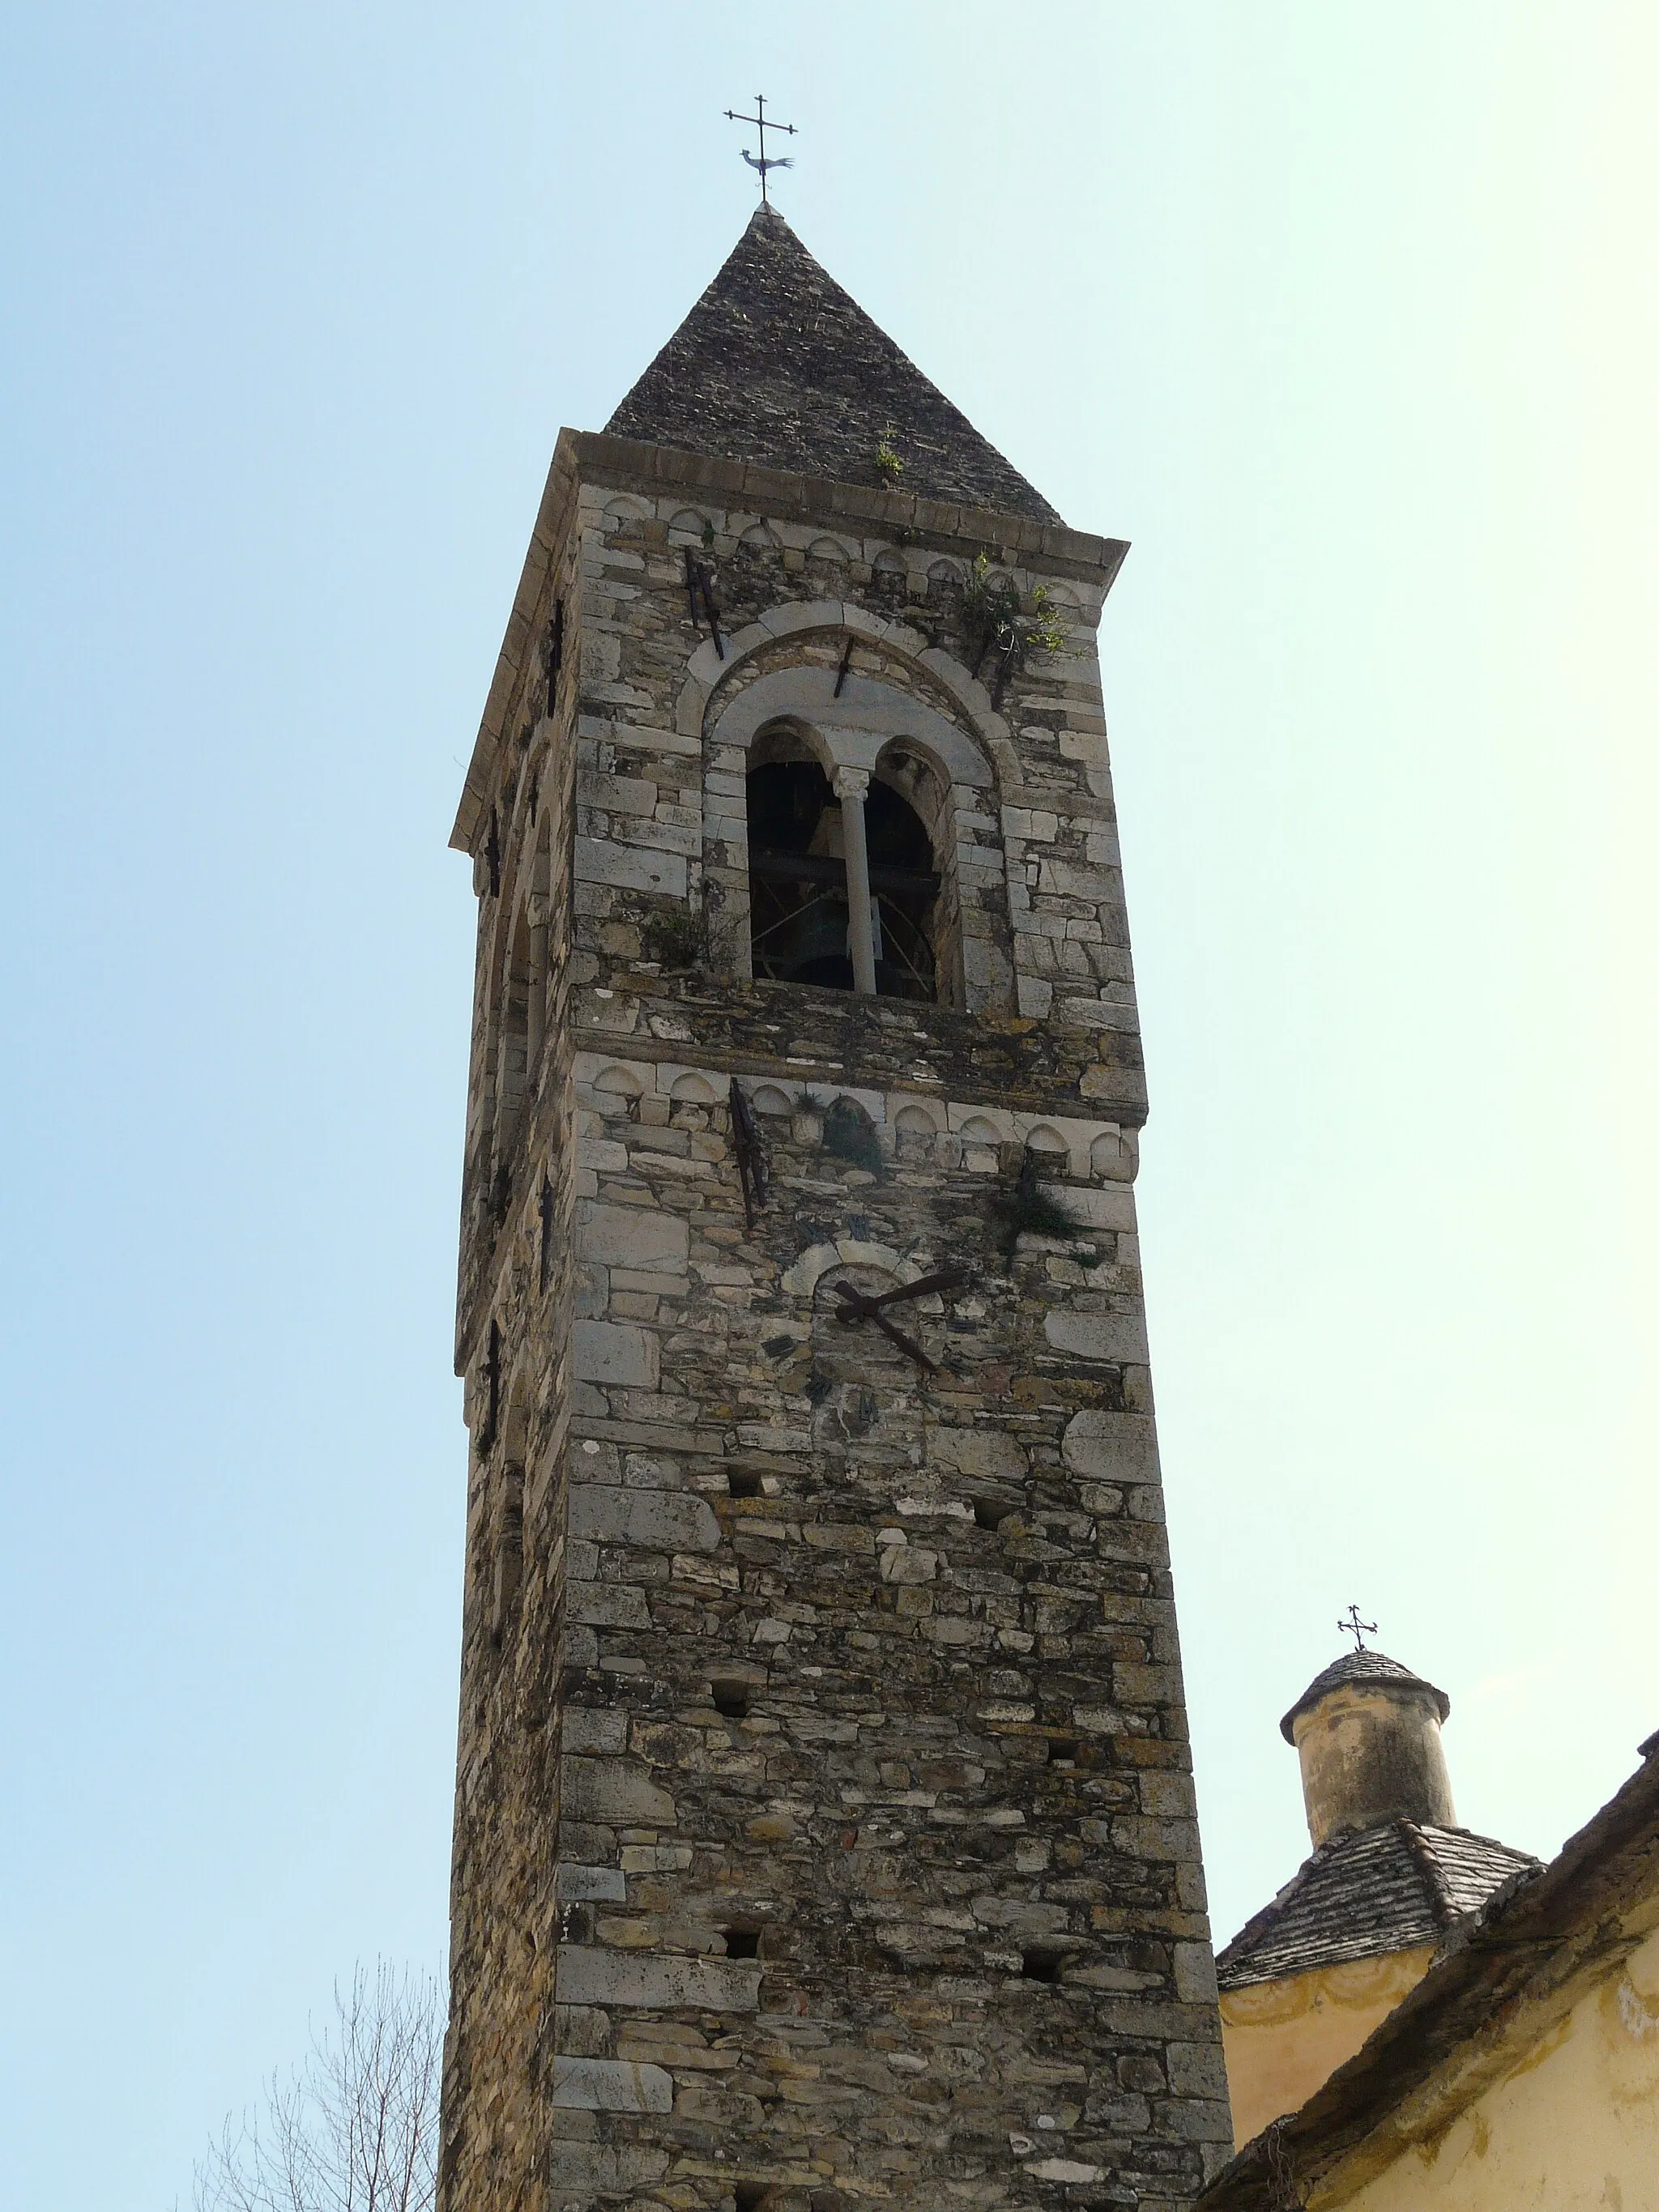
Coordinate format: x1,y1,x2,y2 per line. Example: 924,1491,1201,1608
437,205,1229,2212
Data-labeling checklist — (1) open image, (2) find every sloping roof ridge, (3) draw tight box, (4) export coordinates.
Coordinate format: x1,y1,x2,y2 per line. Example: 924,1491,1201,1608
1414,1819,1544,1862
1214,1820,1428,1986
1397,1820,1456,1926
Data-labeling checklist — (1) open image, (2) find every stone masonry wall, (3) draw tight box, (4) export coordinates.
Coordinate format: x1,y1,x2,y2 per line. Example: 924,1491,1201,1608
437,450,1228,2212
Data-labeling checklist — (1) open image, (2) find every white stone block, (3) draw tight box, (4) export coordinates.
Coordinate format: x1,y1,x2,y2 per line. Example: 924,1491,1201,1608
565,1581,653,1630
568,1485,719,1554
575,1137,629,1174
561,1757,678,1826
573,1319,659,1388
546,2144,670,2193
1051,1184,1136,1231
554,1946,761,2012
551,2056,672,2114
1043,1310,1151,1363
562,1707,628,1754
928,1427,1026,1482
1038,856,1116,903
1056,995,1137,1031
577,1203,689,1272
553,1861,627,1903
576,772,657,818
1061,1410,1158,1481
574,836,687,898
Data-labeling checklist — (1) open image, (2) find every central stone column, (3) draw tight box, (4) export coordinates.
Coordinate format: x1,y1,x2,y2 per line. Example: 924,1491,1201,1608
833,764,877,995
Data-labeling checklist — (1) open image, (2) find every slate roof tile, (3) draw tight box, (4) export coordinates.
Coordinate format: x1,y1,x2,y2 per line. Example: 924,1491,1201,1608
605,206,1060,525
1280,1649,1450,1742
1215,1822,1542,1990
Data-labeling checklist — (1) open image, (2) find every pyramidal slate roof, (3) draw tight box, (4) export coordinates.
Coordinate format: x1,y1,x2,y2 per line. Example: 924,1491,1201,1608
605,205,1060,524
1281,1650,1451,1743
1215,1821,1542,1991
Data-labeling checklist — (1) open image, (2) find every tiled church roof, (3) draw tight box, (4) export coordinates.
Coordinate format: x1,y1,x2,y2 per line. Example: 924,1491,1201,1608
605,205,1061,524
1215,1821,1542,1990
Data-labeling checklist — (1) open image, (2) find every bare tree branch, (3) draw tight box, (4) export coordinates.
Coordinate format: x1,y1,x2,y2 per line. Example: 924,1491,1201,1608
193,1963,443,2212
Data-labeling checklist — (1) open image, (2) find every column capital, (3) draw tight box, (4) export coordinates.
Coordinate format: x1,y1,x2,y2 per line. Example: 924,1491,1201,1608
832,764,871,803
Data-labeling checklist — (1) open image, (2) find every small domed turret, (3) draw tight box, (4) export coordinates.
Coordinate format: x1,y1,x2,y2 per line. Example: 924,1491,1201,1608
1280,1649,1455,1847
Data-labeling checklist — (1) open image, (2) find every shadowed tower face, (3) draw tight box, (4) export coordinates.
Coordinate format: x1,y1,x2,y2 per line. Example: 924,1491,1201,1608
438,205,1229,2212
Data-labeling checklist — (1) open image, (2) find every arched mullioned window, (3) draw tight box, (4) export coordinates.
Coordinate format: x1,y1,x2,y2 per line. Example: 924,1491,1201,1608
702,647,1013,1016
745,735,943,1001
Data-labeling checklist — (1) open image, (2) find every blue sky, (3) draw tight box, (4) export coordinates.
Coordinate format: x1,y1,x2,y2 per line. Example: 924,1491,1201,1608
4,6,1657,2204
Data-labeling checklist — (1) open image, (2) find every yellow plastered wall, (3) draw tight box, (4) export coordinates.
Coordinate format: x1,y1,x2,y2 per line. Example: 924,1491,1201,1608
1321,1921,1659,2211
1221,1949,1436,2150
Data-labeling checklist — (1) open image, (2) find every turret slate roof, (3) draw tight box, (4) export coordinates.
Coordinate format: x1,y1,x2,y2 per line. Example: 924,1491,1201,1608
605,205,1060,525
1281,1649,1451,1743
1215,1820,1541,1991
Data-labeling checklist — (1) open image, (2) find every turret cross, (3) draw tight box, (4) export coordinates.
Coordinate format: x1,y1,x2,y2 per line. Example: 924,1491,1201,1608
725,94,796,205
1338,1603,1378,1652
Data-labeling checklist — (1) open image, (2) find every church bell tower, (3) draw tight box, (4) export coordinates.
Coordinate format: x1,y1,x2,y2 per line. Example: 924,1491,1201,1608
439,203,1229,2212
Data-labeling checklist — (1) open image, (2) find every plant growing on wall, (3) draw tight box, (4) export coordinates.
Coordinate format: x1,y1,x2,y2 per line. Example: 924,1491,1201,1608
958,553,1068,707
640,908,707,971
875,426,905,484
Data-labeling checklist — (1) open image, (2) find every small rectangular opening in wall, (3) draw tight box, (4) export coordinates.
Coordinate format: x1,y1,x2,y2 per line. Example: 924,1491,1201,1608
972,1497,1013,1531
1021,1945,1065,1983
710,1678,752,1719
732,2185,771,2212
727,1468,765,1499
1047,1739,1079,1768
723,1926,761,1960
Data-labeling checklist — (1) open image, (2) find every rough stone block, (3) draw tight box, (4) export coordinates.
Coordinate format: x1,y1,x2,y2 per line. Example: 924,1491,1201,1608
1044,1308,1150,1362
1062,1409,1158,1481
561,1758,678,1826
544,2143,670,2193
550,2056,672,2113
554,1862,627,1903
574,835,687,897
1166,2040,1230,2100
554,1946,762,2012
568,1485,719,1554
562,1708,628,1754
565,1581,653,1630
572,1319,659,1388
576,1202,689,1271
928,1426,1027,1482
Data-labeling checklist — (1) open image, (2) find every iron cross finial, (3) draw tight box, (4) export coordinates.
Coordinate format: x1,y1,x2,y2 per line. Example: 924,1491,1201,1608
1338,1604,1378,1653
725,94,796,205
